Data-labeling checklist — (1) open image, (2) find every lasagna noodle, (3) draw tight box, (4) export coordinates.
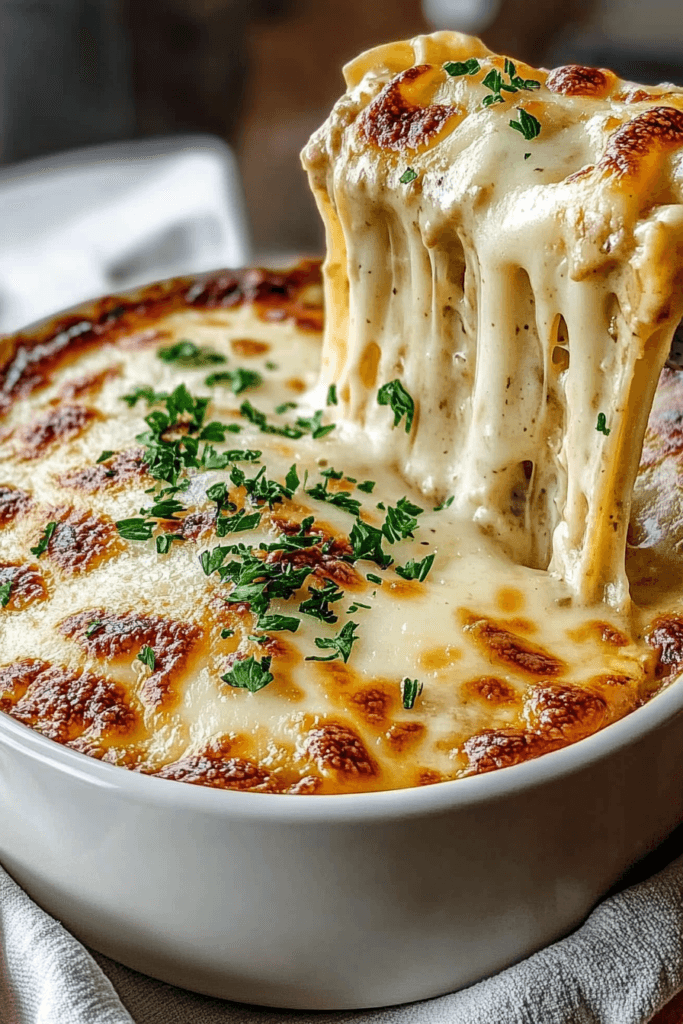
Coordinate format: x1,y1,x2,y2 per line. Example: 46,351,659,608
302,31,683,607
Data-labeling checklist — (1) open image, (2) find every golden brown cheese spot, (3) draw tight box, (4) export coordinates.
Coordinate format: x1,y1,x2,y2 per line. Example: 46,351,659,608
523,683,607,742
568,620,631,646
546,65,612,97
417,768,447,786
359,65,458,152
0,485,31,525
59,448,148,493
350,685,392,724
0,658,46,710
464,728,552,774
646,614,683,679
58,608,203,707
304,722,375,776
42,509,122,574
0,563,47,608
231,338,270,357
58,366,120,401
386,720,425,751
178,507,217,540
18,404,97,460
463,614,565,677
496,586,524,614
287,775,322,795
154,744,275,791
464,676,518,705
285,377,307,393
600,106,683,179
387,578,426,599
419,644,462,670
6,662,136,744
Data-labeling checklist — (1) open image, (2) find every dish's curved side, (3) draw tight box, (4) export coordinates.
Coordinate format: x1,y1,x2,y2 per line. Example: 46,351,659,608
0,673,682,1007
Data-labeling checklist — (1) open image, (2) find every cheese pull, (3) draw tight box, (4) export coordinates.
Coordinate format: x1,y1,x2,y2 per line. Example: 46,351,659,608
302,31,683,608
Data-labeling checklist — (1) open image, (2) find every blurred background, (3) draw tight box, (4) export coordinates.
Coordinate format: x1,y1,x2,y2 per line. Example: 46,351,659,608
0,0,682,331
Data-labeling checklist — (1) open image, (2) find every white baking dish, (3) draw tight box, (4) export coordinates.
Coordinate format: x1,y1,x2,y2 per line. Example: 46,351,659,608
1,284,681,1010
0,673,681,1009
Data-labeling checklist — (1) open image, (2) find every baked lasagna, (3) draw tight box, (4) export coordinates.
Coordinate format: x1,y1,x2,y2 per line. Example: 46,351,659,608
1,33,683,794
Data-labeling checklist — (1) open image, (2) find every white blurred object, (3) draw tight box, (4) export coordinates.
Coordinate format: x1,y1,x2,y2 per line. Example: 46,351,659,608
0,135,251,334
422,0,502,34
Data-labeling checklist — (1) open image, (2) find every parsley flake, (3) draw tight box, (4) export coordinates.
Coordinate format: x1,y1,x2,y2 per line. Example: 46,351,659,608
96,450,114,464
256,613,300,633
377,380,415,433
0,580,12,607
366,572,384,585
350,520,393,568
121,386,169,408
433,495,454,511
401,678,423,710
509,108,541,140
326,383,338,406
443,58,480,76
85,620,103,638
399,168,418,184
205,368,263,394
299,580,344,623
158,339,226,367
275,401,298,414
221,628,235,639
347,600,371,613
357,480,375,493
156,534,184,554
396,552,435,582
306,621,360,664
382,497,424,544
116,518,155,542
222,655,274,693
597,413,611,436
137,645,156,671
30,521,57,558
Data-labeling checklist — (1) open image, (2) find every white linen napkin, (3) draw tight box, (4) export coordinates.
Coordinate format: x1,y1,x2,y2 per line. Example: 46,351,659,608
2,832,683,1024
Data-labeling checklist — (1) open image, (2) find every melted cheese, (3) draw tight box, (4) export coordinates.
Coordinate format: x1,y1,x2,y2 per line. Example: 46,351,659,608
2,37,683,793
302,32,683,609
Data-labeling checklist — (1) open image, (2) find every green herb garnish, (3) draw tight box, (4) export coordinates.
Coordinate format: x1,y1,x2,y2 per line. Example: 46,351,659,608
357,480,375,493
158,339,226,367
156,534,184,554
205,368,263,394
221,628,235,639
401,678,423,710
85,619,102,637
433,495,454,511
121,386,169,408
395,552,435,582
326,383,338,406
30,521,57,558
399,168,418,184
222,655,274,693
299,580,345,623
377,380,415,433
509,108,541,140
366,572,384,585
0,580,12,608
306,621,360,664
116,518,156,542
137,645,156,671
350,519,393,568
256,613,300,633
382,497,424,544
597,413,611,436
96,450,114,464
443,58,481,76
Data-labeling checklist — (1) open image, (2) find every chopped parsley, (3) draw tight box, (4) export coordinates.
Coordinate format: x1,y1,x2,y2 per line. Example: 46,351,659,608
509,108,541,140
377,380,415,433
285,464,300,496
96,450,114,464
399,168,418,184
220,628,235,639
357,480,375,493
136,645,156,671
0,580,12,608
433,495,454,511
326,383,338,406
347,600,371,613
381,497,424,544
121,386,169,408
204,368,263,394
116,517,156,542
443,57,481,76
299,580,345,623
401,678,423,710
483,59,541,107
597,413,611,436
265,361,278,371
240,401,306,439
157,339,226,367
366,572,384,585
275,401,297,414
221,655,274,693
395,552,435,582
156,534,184,554
30,521,57,558
350,519,393,568
306,480,361,517
295,409,336,439
85,620,103,637
306,621,360,663
256,613,300,633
